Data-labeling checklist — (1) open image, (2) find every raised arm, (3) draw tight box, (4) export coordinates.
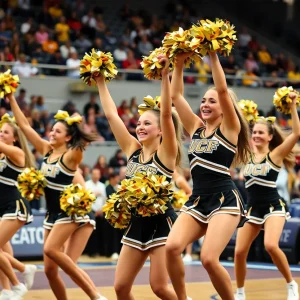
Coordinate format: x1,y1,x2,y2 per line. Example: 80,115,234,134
157,56,178,170
94,76,140,157
73,169,86,187
7,93,51,156
171,52,203,136
209,52,240,141
271,93,300,163
0,142,24,166
173,169,192,196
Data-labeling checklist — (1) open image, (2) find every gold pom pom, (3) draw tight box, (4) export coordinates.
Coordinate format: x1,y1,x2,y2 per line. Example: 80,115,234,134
273,86,300,115
162,28,201,67
0,70,20,98
80,49,118,85
190,19,237,56
17,168,47,201
171,189,189,209
238,99,259,123
60,184,96,217
140,47,172,80
102,192,132,229
128,172,173,217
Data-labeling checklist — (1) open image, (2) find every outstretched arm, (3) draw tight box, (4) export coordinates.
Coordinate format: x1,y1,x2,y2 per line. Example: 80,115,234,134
271,92,300,163
209,52,240,142
171,52,203,136
7,93,51,156
157,56,177,170
0,142,24,166
94,76,140,157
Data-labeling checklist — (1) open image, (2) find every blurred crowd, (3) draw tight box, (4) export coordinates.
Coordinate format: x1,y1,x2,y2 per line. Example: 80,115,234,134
0,0,298,87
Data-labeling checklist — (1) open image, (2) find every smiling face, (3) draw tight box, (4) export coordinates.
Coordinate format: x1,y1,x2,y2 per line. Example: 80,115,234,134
49,121,71,148
0,123,16,145
136,111,161,144
200,89,222,121
252,123,272,147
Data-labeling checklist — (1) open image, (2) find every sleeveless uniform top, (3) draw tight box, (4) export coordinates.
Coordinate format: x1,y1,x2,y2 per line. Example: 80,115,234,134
40,151,76,213
188,127,237,194
243,153,281,206
0,155,25,208
126,148,174,214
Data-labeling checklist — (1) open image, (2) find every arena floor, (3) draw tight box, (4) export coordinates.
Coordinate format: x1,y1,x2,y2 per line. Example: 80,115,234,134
19,257,300,300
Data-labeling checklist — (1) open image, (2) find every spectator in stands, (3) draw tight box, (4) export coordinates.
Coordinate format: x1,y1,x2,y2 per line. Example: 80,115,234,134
42,33,59,55
222,55,239,85
242,66,261,88
122,49,143,80
93,155,110,183
276,52,288,72
60,39,77,59
12,53,38,77
287,63,300,88
23,33,40,57
37,6,54,28
83,94,101,119
48,3,63,21
48,50,66,76
238,27,252,51
129,96,138,115
66,52,80,78
35,24,49,45
67,11,82,39
74,34,92,55
31,109,45,136
257,45,272,65
33,95,47,113
84,168,107,257
2,46,14,61
264,71,286,88
109,149,127,169
20,16,33,34
10,32,20,59
113,42,128,68
55,16,70,43
82,9,97,29
83,111,105,142
117,100,129,118
247,35,260,53
0,21,11,50
15,88,27,111
102,28,117,52
137,34,153,56
95,15,106,37
244,52,260,75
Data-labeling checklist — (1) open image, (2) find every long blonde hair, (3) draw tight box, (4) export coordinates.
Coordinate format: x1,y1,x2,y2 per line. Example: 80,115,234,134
209,87,251,166
8,123,36,168
150,109,184,167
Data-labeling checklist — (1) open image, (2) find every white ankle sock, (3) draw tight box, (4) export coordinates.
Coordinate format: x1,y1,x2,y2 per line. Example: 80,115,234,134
237,287,245,294
287,280,296,286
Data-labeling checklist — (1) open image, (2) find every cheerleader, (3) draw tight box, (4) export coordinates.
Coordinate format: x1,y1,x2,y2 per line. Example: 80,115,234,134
234,94,300,300
166,51,251,300
7,92,106,300
95,55,180,300
0,113,36,300
0,241,37,299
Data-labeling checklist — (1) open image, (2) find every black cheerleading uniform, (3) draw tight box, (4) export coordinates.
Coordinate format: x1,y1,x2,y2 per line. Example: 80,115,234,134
181,127,247,225
41,151,95,230
121,148,177,251
243,153,290,224
0,155,32,224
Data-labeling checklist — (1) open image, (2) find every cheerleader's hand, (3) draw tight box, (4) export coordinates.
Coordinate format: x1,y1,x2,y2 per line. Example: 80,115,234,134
94,74,105,84
289,92,298,106
174,52,193,65
157,55,170,76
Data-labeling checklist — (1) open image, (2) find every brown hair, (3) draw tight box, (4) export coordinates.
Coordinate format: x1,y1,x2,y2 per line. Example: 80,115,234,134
149,109,183,167
255,120,295,169
208,87,251,166
7,123,36,168
54,121,98,150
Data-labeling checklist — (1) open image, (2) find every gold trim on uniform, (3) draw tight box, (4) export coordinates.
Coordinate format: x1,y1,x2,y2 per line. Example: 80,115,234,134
190,157,230,175
121,236,167,250
214,133,236,153
152,156,173,177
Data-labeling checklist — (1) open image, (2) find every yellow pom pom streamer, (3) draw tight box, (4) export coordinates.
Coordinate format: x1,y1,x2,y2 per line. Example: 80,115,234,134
60,184,96,217
0,69,20,98
238,99,259,123
129,172,172,217
189,18,237,57
162,28,201,67
102,193,132,229
0,113,17,128
138,95,161,115
273,86,300,115
140,47,172,80
171,189,189,209
17,168,47,201
80,49,118,85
